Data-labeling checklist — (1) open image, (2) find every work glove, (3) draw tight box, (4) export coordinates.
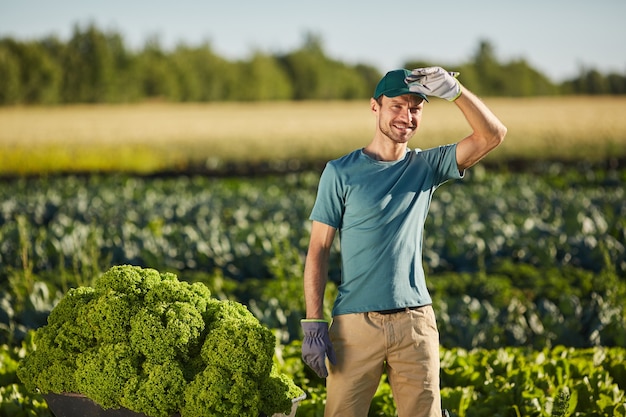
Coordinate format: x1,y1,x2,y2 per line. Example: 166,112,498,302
405,67,462,101
301,319,336,378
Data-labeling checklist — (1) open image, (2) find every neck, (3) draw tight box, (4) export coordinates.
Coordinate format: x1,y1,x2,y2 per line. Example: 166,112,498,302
363,140,408,162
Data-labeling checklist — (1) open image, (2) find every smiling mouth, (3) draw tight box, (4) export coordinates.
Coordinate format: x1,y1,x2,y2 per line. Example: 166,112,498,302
394,123,414,132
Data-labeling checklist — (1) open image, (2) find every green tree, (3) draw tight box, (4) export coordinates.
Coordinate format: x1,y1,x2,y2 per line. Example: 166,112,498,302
607,72,626,94
170,45,205,102
278,33,329,100
1,38,62,104
60,24,120,103
472,40,506,96
565,67,624,95
3,24,625,104
322,61,371,100
278,33,372,100
354,63,383,98
581,69,610,94
106,32,141,102
500,59,557,96
407,41,558,97
136,36,181,101
236,52,293,101
0,42,21,104
171,43,239,101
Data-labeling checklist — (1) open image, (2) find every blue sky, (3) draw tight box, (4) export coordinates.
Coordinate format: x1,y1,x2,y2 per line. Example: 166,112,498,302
1,0,624,82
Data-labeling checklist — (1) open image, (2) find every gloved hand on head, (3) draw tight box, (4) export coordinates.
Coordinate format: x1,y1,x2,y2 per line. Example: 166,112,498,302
405,67,462,101
301,319,336,378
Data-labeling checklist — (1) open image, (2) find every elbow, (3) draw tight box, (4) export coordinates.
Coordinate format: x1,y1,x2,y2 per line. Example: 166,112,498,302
498,123,507,142
491,122,507,148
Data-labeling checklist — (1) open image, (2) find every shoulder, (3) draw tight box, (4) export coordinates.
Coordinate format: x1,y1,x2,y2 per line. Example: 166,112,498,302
324,149,366,177
412,144,457,165
413,144,463,183
412,144,457,156
329,149,362,166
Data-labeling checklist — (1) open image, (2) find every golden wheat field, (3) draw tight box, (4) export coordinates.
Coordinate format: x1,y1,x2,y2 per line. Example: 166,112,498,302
1,96,625,175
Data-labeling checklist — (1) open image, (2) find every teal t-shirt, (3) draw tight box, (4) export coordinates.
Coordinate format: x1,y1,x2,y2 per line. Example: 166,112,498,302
310,145,463,316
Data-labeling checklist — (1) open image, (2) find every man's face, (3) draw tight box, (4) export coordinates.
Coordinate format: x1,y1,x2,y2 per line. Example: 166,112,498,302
374,94,424,144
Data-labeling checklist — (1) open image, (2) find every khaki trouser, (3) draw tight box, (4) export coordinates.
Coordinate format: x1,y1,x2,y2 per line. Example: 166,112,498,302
325,306,441,417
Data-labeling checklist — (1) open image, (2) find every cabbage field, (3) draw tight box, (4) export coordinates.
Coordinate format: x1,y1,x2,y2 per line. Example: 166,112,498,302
1,96,626,417
1,158,625,416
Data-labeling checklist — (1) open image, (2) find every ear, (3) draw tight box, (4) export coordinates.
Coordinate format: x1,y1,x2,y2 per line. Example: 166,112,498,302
370,97,379,114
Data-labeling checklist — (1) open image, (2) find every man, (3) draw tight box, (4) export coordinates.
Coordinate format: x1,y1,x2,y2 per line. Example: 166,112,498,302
301,67,507,417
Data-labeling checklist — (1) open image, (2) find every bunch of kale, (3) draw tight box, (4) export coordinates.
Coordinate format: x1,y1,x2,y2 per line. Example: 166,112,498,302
18,265,302,417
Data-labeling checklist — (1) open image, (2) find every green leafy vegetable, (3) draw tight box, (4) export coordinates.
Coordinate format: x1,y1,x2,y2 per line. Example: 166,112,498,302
17,265,303,417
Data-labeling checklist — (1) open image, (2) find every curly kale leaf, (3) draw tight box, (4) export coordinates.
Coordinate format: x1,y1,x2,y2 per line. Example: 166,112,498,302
121,360,186,417
85,292,138,345
16,328,80,394
48,286,98,352
17,287,97,394
130,301,205,362
201,301,274,378
182,364,261,417
74,343,139,409
94,265,162,299
144,279,213,314
187,300,301,417
47,286,96,327
259,365,305,416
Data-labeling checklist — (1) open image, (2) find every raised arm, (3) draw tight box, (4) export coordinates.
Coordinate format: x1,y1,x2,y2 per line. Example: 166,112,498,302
454,85,507,171
405,67,507,171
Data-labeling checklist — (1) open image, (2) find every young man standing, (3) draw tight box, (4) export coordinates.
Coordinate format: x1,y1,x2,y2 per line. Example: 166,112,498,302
301,67,507,417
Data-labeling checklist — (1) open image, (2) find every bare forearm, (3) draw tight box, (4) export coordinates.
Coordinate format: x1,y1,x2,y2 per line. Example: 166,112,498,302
303,249,329,319
303,221,336,319
457,86,506,135
455,86,507,170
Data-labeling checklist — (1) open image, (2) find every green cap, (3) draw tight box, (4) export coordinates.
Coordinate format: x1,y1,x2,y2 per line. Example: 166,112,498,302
373,69,428,102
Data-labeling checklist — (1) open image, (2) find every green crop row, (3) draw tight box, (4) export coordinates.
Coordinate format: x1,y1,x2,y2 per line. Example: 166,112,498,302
1,162,625,415
286,344,626,417
1,163,625,348
1,164,623,280
4,341,624,417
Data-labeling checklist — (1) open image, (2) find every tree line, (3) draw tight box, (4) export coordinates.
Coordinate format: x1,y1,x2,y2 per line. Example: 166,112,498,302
0,24,624,105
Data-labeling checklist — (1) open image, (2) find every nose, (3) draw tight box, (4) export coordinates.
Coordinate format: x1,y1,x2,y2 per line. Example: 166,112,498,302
399,107,413,123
